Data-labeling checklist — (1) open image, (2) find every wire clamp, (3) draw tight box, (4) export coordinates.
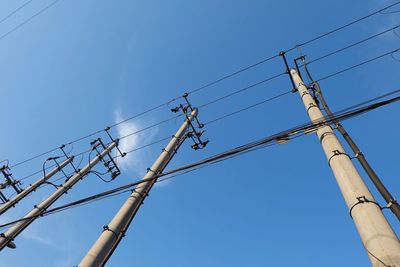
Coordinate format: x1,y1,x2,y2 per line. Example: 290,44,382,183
319,131,334,143
328,150,351,166
103,225,118,238
349,196,382,218
306,102,319,113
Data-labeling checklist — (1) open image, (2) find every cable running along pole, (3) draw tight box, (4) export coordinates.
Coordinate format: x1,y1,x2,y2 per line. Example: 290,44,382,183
0,140,118,250
0,157,73,216
291,69,400,266
79,108,200,267
312,82,400,221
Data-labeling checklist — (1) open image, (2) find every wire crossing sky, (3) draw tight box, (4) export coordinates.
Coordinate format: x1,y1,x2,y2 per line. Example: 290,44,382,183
0,1,399,267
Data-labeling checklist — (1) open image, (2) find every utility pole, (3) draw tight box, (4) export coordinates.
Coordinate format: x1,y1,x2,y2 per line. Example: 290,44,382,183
312,81,400,221
0,157,73,215
0,139,118,250
79,106,205,267
290,68,400,267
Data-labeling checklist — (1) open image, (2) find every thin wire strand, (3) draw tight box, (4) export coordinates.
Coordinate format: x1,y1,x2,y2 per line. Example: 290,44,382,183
4,1,400,170
205,91,292,125
1,89,399,229
198,72,286,108
316,48,400,82
0,0,61,41
305,24,400,65
0,0,33,25
292,1,400,49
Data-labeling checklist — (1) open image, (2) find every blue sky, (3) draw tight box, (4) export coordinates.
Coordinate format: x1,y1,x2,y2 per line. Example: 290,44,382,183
0,0,399,266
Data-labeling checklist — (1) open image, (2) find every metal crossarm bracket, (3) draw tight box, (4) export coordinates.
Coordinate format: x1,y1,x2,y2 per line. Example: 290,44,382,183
0,166,22,195
104,127,126,158
91,138,121,180
170,93,209,150
279,51,297,92
60,144,79,174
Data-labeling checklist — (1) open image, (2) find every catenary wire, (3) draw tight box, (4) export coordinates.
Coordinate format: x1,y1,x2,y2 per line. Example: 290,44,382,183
0,0,61,41
316,47,400,82
290,1,400,49
6,72,284,169
304,24,400,66
0,0,33,25
204,91,292,125
1,89,399,229
198,72,286,108
189,1,400,95
4,2,400,170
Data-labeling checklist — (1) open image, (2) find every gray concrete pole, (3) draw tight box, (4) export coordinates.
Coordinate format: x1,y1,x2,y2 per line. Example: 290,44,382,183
313,81,400,221
291,69,400,266
0,157,73,216
79,109,198,267
0,141,117,250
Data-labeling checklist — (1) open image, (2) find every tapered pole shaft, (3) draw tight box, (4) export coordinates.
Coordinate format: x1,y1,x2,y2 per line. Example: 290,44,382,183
291,69,400,266
313,81,400,221
79,109,198,267
0,141,117,250
0,157,73,216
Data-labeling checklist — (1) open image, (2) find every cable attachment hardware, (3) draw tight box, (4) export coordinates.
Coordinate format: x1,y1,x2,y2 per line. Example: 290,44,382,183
60,144,79,175
328,150,351,167
171,93,209,151
104,126,126,158
279,51,297,92
349,196,382,218
0,165,23,199
90,138,121,181
103,225,118,238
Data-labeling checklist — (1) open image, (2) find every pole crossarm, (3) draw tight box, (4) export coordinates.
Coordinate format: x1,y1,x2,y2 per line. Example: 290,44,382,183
0,156,74,216
0,140,118,251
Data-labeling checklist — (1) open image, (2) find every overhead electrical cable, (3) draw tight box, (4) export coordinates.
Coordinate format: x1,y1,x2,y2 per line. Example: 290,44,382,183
4,1,400,170
0,0,33,25
0,0,61,41
6,72,284,169
289,1,400,49
304,24,400,66
204,91,292,125
1,88,398,229
189,1,400,94
316,47,400,82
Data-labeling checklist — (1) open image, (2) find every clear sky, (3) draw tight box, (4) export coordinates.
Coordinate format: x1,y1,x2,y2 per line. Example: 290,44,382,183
0,0,399,266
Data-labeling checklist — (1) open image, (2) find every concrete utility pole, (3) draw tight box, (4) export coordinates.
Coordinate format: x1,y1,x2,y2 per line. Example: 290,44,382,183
0,157,73,216
0,140,118,250
312,81,400,221
79,109,198,267
291,69,400,267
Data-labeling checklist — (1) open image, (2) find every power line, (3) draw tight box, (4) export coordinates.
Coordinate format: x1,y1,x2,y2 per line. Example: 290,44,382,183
188,55,281,95
198,72,286,109
7,43,397,172
291,1,400,49
4,1,400,171
1,88,398,229
17,89,288,182
0,0,61,41
190,1,400,94
204,91,292,125
6,72,284,169
316,47,400,82
0,0,32,25
306,24,400,65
